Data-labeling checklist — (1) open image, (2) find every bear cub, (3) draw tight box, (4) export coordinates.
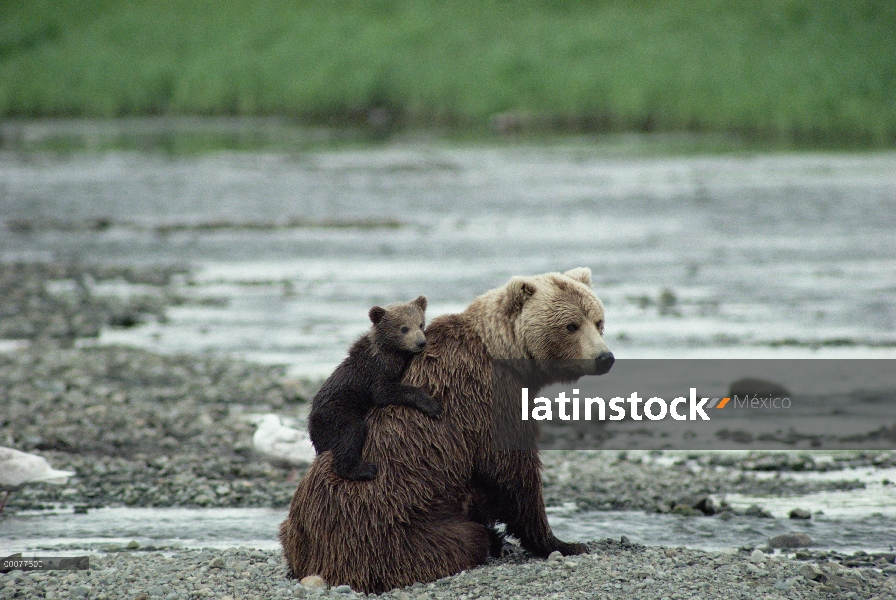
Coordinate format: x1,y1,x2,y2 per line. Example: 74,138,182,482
308,295,442,480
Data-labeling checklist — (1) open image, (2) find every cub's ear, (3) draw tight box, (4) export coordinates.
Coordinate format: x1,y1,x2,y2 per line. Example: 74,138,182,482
368,306,386,324
564,267,592,286
505,277,536,314
411,295,427,312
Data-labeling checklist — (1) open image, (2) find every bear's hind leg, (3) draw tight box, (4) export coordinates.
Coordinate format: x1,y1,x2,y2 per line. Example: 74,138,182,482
332,418,377,481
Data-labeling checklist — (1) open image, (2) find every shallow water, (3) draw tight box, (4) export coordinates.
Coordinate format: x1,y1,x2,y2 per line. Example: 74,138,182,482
2,462,895,557
2,143,896,376
3,500,894,556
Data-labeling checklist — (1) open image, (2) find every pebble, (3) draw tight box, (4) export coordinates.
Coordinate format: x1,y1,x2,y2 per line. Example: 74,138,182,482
301,575,327,589
789,507,812,519
745,563,767,576
774,577,793,591
800,564,826,582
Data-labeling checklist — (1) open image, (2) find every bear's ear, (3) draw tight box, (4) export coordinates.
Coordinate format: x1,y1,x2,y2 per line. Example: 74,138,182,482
411,295,427,312
506,277,536,314
564,267,592,286
368,306,386,324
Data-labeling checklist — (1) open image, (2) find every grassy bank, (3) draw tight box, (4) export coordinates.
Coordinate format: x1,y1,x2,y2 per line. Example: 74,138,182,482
1,0,894,146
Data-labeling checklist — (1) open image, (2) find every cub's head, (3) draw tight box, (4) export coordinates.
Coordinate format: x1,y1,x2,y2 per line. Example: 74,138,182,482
368,295,428,354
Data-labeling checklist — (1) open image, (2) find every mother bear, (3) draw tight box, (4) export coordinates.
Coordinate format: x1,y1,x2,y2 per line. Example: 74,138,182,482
280,268,614,593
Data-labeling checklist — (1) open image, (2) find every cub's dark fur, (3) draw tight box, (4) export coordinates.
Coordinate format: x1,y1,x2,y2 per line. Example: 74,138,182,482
308,296,441,480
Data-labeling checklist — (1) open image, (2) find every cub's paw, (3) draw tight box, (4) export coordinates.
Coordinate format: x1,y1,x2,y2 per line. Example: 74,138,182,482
416,393,443,418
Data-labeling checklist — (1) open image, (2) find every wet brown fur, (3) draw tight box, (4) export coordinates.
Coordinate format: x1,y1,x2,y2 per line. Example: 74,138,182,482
280,269,608,593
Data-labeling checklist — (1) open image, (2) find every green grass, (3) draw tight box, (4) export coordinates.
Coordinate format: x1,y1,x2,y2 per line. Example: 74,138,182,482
2,0,895,146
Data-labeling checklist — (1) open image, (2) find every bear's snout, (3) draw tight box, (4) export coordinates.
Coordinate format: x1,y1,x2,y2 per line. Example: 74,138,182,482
593,351,614,375
416,339,427,350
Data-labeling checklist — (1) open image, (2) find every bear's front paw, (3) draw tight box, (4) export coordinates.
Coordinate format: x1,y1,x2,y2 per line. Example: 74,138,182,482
553,541,588,556
416,394,442,418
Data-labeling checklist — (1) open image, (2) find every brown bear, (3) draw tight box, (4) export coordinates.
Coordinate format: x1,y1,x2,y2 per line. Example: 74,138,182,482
308,296,441,481
280,268,614,593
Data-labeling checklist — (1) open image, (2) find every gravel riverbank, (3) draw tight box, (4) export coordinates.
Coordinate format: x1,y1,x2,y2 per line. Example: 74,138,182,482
1,343,888,513
2,543,896,600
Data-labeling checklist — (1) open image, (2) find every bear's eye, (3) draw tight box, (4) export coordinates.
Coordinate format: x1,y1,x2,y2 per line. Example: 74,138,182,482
596,320,604,334
401,326,409,334
566,323,579,333
419,322,424,329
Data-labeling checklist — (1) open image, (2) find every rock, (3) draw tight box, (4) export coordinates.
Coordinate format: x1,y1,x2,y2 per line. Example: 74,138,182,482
71,586,91,598
547,551,563,562
750,549,766,564
332,585,353,594
300,575,327,589
800,564,827,582
692,497,716,516
744,504,773,518
789,508,812,520
728,378,790,398
769,533,812,548
209,557,225,568
774,578,791,591
658,289,679,316
126,540,140,549
672,504,702,517
745,563,767,576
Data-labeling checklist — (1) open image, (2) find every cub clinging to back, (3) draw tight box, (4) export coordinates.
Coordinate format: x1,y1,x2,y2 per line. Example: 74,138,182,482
308,295,441,480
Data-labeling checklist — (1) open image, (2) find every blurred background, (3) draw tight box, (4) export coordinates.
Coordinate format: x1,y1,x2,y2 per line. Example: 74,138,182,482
1,0,895,374
2,0,895,144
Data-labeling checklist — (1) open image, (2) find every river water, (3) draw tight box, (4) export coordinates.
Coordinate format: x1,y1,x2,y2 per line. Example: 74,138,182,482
2,137,895,375
2,126,895,554
3,478,896,555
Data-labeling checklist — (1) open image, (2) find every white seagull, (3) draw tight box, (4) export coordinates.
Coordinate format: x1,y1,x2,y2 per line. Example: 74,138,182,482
0,446,76,512
250,414,316,469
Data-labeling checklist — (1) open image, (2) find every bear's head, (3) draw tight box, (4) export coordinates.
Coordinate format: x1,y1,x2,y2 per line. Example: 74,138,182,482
468,267,613,366
368,295,428,354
